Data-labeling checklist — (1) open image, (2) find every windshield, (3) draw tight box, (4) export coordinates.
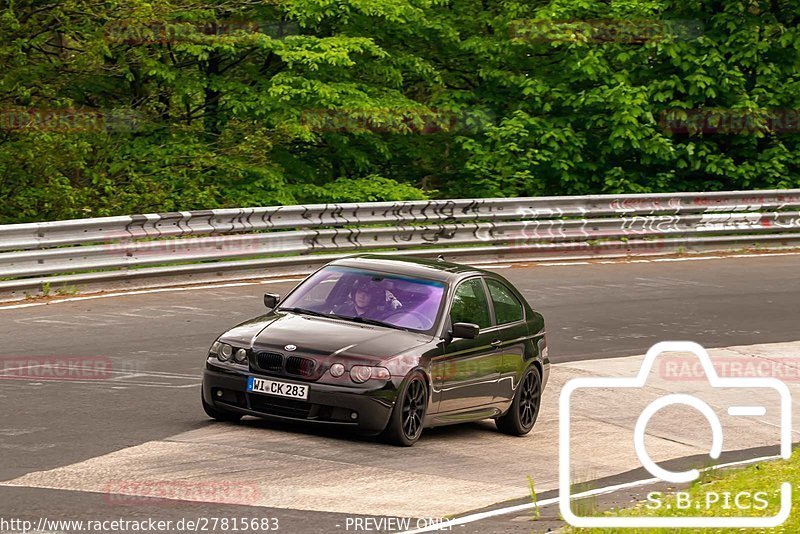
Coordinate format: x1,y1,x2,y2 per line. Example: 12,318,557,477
278,266,446,333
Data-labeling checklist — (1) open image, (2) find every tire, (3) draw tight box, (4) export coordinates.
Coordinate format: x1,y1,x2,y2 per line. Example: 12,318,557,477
202,391,242,423
496,365,542,436
382,371,428,446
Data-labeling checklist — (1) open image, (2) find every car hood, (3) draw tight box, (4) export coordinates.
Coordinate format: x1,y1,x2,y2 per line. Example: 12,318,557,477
219,312,432,364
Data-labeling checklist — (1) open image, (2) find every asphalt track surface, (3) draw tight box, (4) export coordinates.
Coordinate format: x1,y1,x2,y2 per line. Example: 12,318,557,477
0,253,798,533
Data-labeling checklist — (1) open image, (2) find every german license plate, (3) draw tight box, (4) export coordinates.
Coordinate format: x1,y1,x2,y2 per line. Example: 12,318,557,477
247,377,309,400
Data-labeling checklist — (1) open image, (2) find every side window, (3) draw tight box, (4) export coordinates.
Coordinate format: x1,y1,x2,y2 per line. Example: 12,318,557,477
486,279,524,325
449,278,491,329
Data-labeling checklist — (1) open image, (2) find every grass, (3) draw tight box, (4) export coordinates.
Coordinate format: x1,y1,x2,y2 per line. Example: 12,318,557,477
563,450,799,533
527,475,541,521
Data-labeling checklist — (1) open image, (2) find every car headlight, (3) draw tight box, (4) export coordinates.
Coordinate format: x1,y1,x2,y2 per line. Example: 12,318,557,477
218,343,233,362
209,342,248,365
350,366,371,383
350,365,391,383
234,348,248,364
329,363,345,377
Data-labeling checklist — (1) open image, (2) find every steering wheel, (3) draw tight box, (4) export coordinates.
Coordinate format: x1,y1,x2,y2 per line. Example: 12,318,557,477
383,310,432,330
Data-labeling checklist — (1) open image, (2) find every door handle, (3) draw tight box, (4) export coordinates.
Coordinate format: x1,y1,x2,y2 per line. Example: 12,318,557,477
490,339,503,347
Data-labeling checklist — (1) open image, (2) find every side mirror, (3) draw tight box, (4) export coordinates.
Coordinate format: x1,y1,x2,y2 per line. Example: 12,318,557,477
451,322,479,340
263,293,280,310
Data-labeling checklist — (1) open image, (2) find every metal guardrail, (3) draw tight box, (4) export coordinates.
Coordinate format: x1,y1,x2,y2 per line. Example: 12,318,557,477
1,189,799,300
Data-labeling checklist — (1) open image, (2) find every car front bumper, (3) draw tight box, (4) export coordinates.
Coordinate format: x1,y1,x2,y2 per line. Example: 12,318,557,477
202,365,397,433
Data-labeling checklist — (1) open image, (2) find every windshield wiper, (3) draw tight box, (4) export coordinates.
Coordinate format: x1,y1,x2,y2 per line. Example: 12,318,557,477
332,314,408,331
281,308,409,331
278,307,329,318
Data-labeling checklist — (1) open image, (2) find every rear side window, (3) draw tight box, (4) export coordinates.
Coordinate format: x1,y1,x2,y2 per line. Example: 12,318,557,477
450,278,491,329
486,279,523,325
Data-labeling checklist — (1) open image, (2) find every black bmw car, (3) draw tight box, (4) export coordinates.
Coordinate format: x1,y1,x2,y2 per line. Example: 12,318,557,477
202,255,549,445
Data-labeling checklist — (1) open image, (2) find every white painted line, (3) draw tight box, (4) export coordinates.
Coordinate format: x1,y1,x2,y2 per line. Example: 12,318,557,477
730,252,800,258
729,406,767,417
0,376,200,388
465,259,524,267
400,455,783,534
0,365,48,375
545,251,800,268
651,256,725,262
0,279,304,311
476,265,512,269
108,373,146,382
0,363,199,380
651,252,800,262
101,370,202,380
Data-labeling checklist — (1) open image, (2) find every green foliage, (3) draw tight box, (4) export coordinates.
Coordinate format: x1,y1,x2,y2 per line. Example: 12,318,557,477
1,0,800,223
441,0,800,197
293,175,431,203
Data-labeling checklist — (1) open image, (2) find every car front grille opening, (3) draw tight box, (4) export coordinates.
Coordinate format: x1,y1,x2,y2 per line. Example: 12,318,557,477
248,395,312,419
256,352,284,372
285,356,316,377
246,395,357,424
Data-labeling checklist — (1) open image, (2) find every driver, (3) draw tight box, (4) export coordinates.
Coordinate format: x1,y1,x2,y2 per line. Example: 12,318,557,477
334,280,399,319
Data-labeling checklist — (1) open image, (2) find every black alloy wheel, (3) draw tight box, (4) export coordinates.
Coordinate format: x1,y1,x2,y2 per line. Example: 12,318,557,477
496,365,541,436
383,371,428,446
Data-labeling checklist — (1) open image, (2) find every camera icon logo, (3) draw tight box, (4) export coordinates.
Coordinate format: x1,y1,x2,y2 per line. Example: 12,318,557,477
559,341,793,528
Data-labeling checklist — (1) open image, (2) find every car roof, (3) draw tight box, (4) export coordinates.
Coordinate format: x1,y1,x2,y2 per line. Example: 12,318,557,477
329,254,493,282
